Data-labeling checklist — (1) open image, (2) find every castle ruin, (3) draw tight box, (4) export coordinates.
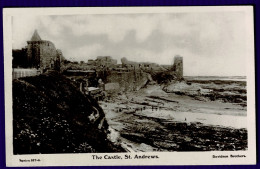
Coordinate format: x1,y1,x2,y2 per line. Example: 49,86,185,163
87,56,117,68
121,57,166,71
172,55,183,79
13,30,64,73
12,30,184,90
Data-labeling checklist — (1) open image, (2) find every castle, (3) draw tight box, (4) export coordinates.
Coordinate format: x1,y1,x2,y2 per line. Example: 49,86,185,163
12,30,63,72
12,30,183,86
172,55,183,79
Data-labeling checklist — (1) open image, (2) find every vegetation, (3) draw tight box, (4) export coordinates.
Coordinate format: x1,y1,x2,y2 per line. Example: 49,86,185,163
13,71,125,154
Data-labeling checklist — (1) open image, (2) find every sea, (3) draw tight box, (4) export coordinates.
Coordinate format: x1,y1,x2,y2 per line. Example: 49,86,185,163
184,76,246,82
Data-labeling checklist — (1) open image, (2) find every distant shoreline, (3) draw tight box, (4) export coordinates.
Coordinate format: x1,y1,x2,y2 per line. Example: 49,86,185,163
184,76,246,81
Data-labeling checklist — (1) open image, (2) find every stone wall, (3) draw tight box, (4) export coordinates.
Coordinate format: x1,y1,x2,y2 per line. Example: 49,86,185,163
56,49,64,71
40,41,57,70
26,42,41,68
121,57,165,71
106,70,150,91
16,30,63,72
87,56,117,68
172,55,183,79
27,40,59,71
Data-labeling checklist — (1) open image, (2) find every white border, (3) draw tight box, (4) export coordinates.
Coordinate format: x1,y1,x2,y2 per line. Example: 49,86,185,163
3,6,256,166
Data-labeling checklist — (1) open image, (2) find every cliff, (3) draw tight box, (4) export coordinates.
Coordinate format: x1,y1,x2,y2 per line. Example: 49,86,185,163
106,71,153,92
13,72,125,154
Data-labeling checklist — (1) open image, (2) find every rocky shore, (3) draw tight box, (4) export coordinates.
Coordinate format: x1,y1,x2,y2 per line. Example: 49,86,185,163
12,71,247,153
100,78,247,152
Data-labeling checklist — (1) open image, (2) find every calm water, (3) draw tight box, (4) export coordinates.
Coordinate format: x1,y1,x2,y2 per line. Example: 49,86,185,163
184,76,246,82
136,109,247,129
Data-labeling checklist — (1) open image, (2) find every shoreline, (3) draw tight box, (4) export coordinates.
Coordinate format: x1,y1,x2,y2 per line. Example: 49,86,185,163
100,80,247,152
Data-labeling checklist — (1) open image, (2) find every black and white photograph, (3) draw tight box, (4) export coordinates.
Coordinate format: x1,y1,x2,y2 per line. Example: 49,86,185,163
3,6,256,166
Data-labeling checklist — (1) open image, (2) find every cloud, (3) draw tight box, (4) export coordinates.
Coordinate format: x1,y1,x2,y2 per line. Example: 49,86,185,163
12,16,40,49
11,11,248,76
39,17,64,37
51,15,160,43
65,44,103,61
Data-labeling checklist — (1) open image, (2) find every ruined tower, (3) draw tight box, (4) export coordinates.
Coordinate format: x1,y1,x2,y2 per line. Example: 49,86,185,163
26,30,61,71
172,55,183,79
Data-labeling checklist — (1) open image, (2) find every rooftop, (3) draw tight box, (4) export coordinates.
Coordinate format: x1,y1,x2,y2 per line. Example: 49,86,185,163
30,30,42,41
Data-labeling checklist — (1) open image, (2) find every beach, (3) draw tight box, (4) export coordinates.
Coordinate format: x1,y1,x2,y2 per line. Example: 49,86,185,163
100,77,247,152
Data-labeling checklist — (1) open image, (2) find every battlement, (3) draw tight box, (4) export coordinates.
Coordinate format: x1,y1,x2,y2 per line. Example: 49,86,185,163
27,40,55,47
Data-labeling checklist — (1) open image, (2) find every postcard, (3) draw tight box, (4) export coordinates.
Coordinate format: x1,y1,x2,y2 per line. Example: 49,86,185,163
3,6,256,166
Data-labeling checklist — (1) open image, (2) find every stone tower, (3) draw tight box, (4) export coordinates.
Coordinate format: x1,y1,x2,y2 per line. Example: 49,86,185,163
172,55,183,79
26,30,60,71
30,30,42,41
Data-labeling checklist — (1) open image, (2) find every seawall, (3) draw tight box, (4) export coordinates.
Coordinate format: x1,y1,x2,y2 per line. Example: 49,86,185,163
106,71,151,91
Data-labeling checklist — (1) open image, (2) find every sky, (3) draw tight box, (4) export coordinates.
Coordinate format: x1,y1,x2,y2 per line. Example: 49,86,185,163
12,12,249,76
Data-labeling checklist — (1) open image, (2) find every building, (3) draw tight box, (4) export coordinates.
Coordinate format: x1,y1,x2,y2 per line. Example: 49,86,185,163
87,56,117,68
12,30,63,72
121,57,166,72
172,55,183,79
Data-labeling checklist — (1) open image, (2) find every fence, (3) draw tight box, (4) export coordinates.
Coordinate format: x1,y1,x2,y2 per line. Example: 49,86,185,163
12,68,41,80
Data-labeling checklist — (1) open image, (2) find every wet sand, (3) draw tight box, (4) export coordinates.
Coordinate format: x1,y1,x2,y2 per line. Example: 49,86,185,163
100,84,247,152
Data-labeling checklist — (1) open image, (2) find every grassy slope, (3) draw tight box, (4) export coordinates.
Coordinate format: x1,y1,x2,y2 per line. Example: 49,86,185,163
13,72,124,154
